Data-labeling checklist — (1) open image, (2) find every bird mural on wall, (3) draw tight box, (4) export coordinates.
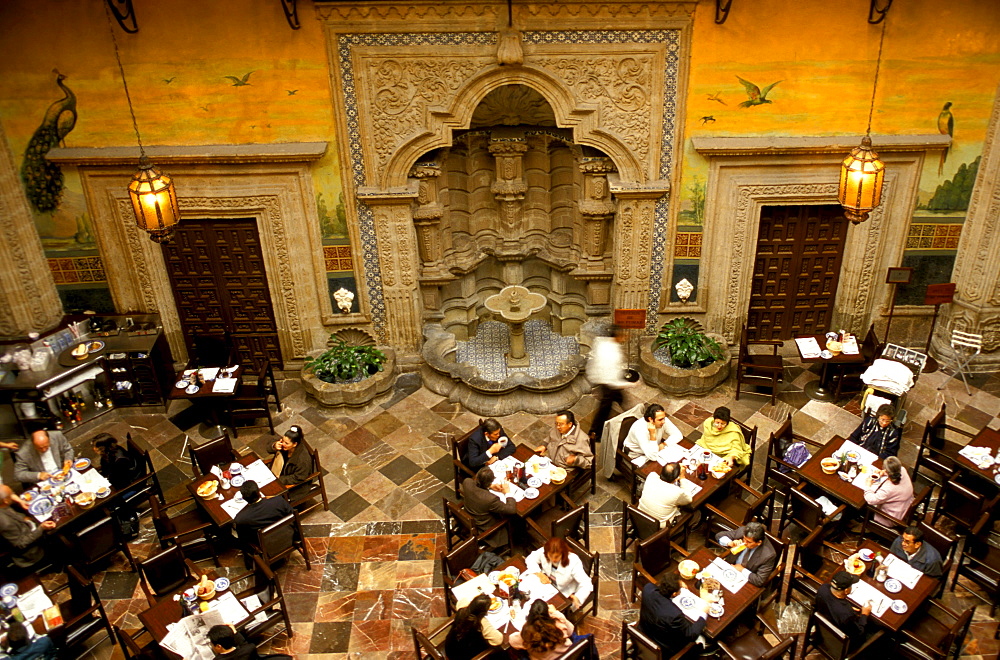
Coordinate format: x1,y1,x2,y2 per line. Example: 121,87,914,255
287,89,298,96
224,71,254,86
706,92,726,105
21,70,77,213
736,76,782,108
938,101,954,175
700,116,716,125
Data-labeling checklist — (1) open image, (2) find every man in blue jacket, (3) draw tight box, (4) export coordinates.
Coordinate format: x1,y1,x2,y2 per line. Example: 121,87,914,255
639,572,709,655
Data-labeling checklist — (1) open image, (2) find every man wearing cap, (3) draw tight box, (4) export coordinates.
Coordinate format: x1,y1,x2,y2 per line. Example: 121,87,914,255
714,521,776,587
817,571,871,636
889,525,944,578
233,480,295,554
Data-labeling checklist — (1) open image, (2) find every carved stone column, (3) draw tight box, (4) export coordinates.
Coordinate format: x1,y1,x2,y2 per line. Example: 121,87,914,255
365,193,424,352
934,84,1000,369
578,157,616,262
0,123,62,337
410,164,445,265
611,189,665,316
488,132,528,245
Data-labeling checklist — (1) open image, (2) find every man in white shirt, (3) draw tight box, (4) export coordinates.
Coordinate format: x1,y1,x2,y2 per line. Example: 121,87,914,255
638,462,693,528
624,404,682,463
586,325,632,442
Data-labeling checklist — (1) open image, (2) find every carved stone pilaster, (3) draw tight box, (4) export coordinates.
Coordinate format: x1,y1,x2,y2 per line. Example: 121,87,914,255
368,195,424,351
611,192,662,314
410,164,445,264
935,84,1000,367
579,158,616,259
488,136,528,241
0,122,62,337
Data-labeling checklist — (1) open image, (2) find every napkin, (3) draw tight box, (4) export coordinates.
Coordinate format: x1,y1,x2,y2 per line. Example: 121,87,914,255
212,377,238,394
835,440,878,467
199,367,220,381
221,497,249,520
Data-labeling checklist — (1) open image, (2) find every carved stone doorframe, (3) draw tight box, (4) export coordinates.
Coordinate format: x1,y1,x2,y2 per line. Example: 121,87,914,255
693,136,947,343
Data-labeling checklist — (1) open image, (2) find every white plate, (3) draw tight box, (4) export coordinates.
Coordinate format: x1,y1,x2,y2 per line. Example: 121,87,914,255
890,599,907,614
723,568,739,582
523,487,539,499
526,477,542,488
231,475,245,487
185,384,200,394
820,350,833,359
0,584,17,598
709,604,725,618
858,549,875,562
678,595,696,609
214,577,230,592
175,380,190,389
994,473,1000,486
884,579,902,593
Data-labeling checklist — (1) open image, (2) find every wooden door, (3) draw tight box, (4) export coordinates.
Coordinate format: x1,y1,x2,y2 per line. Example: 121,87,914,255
747,205,849,341
162,219,283,368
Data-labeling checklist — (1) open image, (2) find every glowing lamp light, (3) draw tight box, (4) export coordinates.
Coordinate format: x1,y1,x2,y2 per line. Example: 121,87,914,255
128,157,180,243
838,135,885,225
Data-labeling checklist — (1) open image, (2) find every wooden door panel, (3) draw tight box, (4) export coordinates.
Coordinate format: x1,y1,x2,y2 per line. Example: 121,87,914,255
747,205,848,341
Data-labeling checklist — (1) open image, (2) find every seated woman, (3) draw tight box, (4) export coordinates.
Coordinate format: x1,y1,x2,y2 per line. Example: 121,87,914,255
509,599,575,660
524,537,593,610
92,433,144,492
863,455,914,526
849,404,900,459
695,406,750,467
269,426,315,498
445,593,503,660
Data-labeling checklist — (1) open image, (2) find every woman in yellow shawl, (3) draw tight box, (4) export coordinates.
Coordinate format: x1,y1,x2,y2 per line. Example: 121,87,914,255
696,406,750,467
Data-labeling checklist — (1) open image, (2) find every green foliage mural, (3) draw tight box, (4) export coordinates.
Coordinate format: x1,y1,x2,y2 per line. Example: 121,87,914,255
924,156,980,212
318,192,348,240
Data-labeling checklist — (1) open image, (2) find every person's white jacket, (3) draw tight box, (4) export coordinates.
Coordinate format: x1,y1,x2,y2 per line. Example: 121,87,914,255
525,547,593,604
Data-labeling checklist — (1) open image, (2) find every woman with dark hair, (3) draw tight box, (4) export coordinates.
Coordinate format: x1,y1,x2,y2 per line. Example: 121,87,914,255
269,426,314,497
2,620,57,659
92,433,144,492
695,406,750,467
524,537,592,609
849,404,901,459
509,599,575,660
444,593,502,660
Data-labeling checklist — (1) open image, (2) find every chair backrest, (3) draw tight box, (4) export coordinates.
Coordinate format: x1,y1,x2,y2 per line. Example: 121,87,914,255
922,404,947,449
412,626,447,660
189,433,237,476
861,323,882,362
553,503,589,548
903,485,932,522
257,513,301,561
555,634,594,660
617,416,639,457
139,545,190,597
743,484,774,525
566,537,598,605
440,535,479,584
950,329,983,352
761,635,797,660
124,432,162,504
939,603,975,654
917,521,956,566
66,564,97,609
938,479,988,524
783,487,826,533
189,332,235,367
453,424,479,467
806,610,850,660
75,515,118,564
444,498,476,551
625,502,660,546
636,525,676,578
622,621,663,660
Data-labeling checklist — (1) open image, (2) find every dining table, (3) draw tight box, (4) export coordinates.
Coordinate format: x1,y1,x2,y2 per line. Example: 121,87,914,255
677,545,763,639
186,452,285,527
847,539,938,632
19,457,117,531
2,574,58,637
634,437,742,509
501,445,572,518
945,426,1000,489
793,334,866,402
167,365,244,428
795,436,883,510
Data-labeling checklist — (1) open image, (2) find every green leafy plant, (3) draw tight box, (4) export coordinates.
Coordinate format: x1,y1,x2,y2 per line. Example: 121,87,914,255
653,317,724,369
304,335,386,384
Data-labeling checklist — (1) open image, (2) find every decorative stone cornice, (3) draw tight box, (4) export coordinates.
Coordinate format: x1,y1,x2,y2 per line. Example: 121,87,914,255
46,143,327,166
692,135,950,157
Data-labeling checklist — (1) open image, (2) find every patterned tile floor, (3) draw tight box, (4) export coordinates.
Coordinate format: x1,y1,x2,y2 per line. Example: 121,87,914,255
58,343,1000,659
456,320,580,381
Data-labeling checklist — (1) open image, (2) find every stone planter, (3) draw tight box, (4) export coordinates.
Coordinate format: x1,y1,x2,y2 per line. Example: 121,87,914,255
638,334,731,396
301,346,397,408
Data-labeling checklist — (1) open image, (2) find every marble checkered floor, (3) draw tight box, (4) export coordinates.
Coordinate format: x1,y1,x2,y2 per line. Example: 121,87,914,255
61,344,1000,659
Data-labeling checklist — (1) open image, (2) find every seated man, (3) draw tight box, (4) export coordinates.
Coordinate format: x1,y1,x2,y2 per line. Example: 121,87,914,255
889,524,944,578
466,418,515,469
14,429,74,488
816,571,870,637
714,521,776,587
623,404,682,463
637,462,692,528
639,572,708,655
461,467,516,548
849,404,901,459
233,480,295,554
696,407,750,467
0,484,56,569
207,624,291,660
3,620,57,660
268,426,315,500
536,411,592,470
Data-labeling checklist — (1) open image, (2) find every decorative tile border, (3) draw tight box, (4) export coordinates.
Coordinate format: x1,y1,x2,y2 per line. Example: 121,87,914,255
906,223,962,250
48,256,107,284
337,29,680,341
323,245,354,272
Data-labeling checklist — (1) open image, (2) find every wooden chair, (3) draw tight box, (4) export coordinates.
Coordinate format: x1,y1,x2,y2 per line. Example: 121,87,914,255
440,536,480,616
186,332,239,370
232,555,293,648
621,620,698,660
188,431,241,477
115,625,161,660
137,545,199,606
630,523,687,602
252,512,311,571
859,484,932,545
62,513,137,577
282,443,329,518
778,486,844,572
565,537,599,625
411,619,501,660
801,610,884,659
732,419,758,485
527,495,589,549
553,635,596,660
621,501,661,561
950,527,1000,617
226,360,280,437
913,404,969,493
565,431,597,496
718,612,797,660
148,494,220,566
763,415,822,512
917,521,958,579
896,599,974,660
47,565,115,655
931,478,998,538
614,415,642,504
443,497,511,554
450,425,480,498
120,431,164,513
735,324,783,405
703,479,773,539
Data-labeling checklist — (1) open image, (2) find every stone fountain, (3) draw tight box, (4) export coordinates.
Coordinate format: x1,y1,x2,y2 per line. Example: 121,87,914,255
484,284,546,367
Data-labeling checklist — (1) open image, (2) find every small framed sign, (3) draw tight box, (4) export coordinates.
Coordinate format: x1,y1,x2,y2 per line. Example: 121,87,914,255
886,267,913,285
614,309,647,329
924,283,956,306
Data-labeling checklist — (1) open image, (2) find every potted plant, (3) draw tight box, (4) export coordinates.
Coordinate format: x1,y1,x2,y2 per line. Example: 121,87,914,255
301,330,396,407
638,317,731,396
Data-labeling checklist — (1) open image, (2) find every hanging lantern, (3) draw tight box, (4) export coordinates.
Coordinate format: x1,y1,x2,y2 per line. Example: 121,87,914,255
128,156,180,243
839,135,885,225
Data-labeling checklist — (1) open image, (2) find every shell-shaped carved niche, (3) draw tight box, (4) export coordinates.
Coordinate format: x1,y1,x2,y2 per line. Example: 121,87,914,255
470,85,556,128
330,328,376,347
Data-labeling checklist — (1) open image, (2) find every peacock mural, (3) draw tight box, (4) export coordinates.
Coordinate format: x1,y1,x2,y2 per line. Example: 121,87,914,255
20,70,77,213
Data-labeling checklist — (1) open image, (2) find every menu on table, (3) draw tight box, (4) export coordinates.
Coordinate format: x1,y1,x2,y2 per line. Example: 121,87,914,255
847,580,891,617
241,460,277,488
794,337,822,358
882,554,922,589
703,556,749,593
450,573,496,604
671,587,708,622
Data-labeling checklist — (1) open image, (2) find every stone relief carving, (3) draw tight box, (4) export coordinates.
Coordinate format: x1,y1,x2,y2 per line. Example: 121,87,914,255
534,56,653,163
471,85,555,127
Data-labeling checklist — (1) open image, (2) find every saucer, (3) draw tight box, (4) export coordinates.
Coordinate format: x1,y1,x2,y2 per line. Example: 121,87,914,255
185,384,200,394
231,475,245,487
891,599,907,614
523,487,539,499
858,549,875,562
884,578,902,593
